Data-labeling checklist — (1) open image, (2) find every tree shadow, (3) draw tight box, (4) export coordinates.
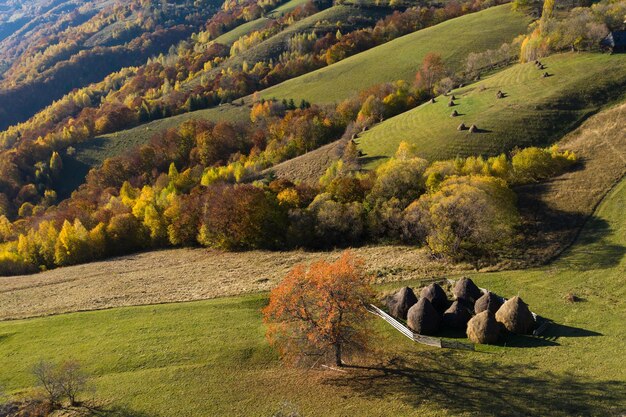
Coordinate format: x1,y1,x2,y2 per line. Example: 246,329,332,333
81,404,155,417
358,155,387,166
329,351,625,416
0,332,14,344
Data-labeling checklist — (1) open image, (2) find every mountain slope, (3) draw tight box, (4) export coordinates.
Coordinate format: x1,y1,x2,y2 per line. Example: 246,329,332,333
357,52,626,164
258,4,530,104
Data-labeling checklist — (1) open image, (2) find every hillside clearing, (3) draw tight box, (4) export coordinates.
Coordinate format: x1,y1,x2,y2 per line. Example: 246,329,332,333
0,246,466,321
357,52,626,164
1,175,625,416
259,5,530,104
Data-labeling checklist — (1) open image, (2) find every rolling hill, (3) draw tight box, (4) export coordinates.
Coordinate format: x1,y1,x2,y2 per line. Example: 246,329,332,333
357,52,626,164
60,3,532,189
1,172,625,416
258,4,531,104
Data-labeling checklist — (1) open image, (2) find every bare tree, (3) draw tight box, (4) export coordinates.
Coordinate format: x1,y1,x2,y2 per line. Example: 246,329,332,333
32,359,88,408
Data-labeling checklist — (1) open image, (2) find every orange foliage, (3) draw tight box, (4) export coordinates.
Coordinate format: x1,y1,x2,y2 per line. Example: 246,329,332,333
262,251,374,367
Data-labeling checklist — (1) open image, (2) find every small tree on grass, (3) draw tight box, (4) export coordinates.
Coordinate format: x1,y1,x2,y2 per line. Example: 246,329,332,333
32,359,88,408
263,252,374,367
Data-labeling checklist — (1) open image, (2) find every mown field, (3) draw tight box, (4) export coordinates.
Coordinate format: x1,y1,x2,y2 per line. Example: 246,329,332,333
259,4,530,104
357,52,626,165
1,176,625,416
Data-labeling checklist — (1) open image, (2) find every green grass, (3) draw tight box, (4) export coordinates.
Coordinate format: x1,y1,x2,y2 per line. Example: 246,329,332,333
213,17,271,46
267,0,310,16
2,176,626,415
259,4,531,104
357,52,626,165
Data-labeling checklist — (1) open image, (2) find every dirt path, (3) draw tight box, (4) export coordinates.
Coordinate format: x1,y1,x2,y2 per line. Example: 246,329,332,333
516,102,626,263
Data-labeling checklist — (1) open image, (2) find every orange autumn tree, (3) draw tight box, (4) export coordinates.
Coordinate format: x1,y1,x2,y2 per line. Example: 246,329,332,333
263,252,374,367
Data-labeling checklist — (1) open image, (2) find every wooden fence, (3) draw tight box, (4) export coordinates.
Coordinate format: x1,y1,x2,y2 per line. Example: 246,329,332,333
366,304,475,351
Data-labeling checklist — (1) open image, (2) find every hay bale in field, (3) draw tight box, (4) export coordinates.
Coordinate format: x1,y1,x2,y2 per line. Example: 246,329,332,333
495,296,535,334
453,277,482,304
542,72,549,78
467,311,500,344
448,100,455,107
420,283,448,312
429,98,436,104
468,124,478,133
496,90,504,99
457,123,467,131
450,110,459,117
474,291,503,315
407,298,440,335
443,301,472,329
539,64,545,70
451,95,456,101
386,287,418,320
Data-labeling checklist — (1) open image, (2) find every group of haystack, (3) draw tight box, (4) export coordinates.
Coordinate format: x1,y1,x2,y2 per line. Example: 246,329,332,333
386,277,535,344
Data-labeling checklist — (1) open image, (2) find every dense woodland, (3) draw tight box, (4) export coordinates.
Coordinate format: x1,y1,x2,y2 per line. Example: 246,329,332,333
0,0,623,275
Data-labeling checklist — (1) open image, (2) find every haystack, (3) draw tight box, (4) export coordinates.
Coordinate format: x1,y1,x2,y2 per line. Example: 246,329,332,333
448,100,455,107
451,95,457,100
429,98,436,104
466,311,500,344
495,296,535,334
420,283,448,312
468,124,478,133
442,301,472,329
453,277,482,304
450,110,459,117
457,123,467,131
387,287,417,320
474,291,503,315
407,298,440,335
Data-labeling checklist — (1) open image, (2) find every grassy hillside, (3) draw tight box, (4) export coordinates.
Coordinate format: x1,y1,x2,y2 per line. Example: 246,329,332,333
213,17,271,46
357,52,626,165
259,4,531,104
58,104,251,197
1,176,626,415
61,4,531,185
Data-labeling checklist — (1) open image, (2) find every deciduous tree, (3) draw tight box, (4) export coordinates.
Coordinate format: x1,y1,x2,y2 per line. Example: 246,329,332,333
263,252,374,367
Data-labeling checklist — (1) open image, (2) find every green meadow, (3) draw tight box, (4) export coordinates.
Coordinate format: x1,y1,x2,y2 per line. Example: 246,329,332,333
2,176,626,416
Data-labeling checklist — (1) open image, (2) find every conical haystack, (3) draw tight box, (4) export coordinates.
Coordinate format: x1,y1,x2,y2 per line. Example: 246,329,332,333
467,311,500,344
474,291,503,315
420,283,448,312
495,296,535,334
386,287,417,320
453,277,482,304
442,301,472,329
407,298,440,335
